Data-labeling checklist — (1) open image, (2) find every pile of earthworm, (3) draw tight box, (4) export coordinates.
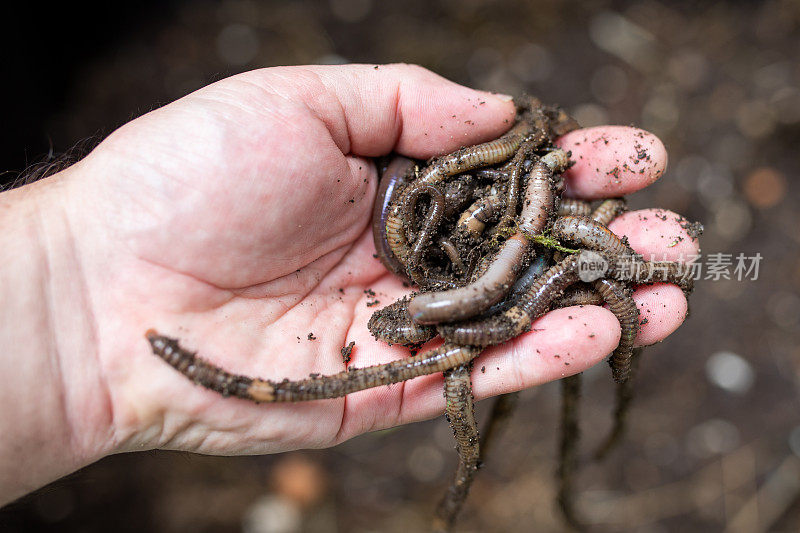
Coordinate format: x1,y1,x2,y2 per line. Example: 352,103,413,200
367,96,694,531
146,97,695,532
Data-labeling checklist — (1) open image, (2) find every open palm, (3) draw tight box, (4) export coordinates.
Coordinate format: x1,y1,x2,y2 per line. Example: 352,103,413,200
64,64,697,457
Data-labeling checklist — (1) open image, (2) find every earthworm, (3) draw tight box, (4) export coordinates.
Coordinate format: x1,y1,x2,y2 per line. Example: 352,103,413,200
424,274,461,290
552,215,632,256
479,392,519,458
544,105,580,137
516,95,555,148
463,249,487,283
456,194,504,236
553,175,566,196
557,374,583,530
593,279,639,383
636,260,694,291
484,252,550,315
474,167,510,181
438,254,581,346
474,157,516,181
540,148,571,173
508,252,550,299
475,154,541,181
502,142,535,223
555,285,604,307
517,253,583,318
147,330,479,402
438,237,466,274
403,183,439,233
434,364,481,532
594,348,644,460
558,198,592,217
517,159,557,238
415,119,533,187
591,198,627,226
385,200,412,270
402,183,447,269
608,257,695,291
442,176,477,216
367,297,436,346
372,156,415,277
408,233,529,324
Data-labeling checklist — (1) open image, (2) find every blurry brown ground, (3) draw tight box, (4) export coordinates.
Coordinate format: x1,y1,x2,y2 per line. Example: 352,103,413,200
2,1,800,531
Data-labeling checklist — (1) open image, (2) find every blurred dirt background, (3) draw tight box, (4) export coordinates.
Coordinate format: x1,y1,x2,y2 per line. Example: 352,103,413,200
2,1,800,531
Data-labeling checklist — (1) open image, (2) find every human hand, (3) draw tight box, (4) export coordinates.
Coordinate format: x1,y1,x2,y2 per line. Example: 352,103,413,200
39,64,698,462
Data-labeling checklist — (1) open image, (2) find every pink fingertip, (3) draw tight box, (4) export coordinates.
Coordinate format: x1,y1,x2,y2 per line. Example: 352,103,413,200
632,283,688,346
609,208,701,261
557,126,667,199
470,306,620,398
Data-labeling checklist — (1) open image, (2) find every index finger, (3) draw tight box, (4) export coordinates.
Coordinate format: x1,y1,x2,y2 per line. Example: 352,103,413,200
556,125,668,199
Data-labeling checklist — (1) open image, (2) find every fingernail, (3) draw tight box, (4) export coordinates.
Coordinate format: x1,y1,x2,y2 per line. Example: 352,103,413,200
477,89,514,103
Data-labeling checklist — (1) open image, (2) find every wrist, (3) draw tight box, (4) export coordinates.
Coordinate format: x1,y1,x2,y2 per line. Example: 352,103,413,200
0,169,115,505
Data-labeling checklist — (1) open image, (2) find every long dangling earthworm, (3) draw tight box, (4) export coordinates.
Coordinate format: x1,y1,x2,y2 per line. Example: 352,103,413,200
582,195,640,459
479,392,519,459
147,330,479,402
367,296,437,346
372,156,416,277
593,279,640,383
594,348,644,460
553,207,630,529
433,364,481,532
550,275,638,473
587,196,643,462
557,373,584,530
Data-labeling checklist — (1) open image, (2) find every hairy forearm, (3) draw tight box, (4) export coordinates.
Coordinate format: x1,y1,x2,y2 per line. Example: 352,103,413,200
0,172,112,505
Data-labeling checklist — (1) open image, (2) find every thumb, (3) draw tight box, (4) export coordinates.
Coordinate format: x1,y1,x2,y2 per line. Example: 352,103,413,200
225,63,517,158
